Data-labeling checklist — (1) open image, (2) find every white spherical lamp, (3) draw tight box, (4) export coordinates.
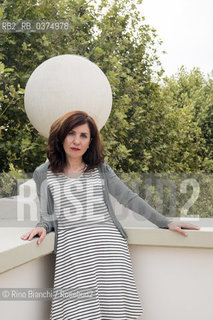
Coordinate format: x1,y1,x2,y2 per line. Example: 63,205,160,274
24,54,112,137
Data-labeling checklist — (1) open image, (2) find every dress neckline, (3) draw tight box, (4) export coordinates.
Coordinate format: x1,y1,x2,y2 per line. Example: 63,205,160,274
61,164,88,180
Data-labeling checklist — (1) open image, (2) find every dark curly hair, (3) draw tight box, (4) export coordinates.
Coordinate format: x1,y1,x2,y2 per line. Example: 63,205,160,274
47,110,105,173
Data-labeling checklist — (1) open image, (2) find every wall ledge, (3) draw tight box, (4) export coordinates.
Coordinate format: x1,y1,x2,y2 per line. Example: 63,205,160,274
0,228,55,274
0,224,212,274
126,226,213,248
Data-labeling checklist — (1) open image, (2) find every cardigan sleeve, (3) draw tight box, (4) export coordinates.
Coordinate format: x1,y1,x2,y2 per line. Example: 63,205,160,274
104,162,173,228
33,168,54,233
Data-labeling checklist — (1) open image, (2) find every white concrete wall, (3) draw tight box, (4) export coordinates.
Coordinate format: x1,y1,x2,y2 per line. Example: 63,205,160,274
1,245,213,320
129,244,213,320
0,254,55,320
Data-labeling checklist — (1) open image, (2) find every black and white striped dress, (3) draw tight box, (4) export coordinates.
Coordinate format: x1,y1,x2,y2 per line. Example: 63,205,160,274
47,166,143,320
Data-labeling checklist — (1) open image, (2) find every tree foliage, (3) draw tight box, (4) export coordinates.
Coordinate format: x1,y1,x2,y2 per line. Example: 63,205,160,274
160,67,213,172
0,0,212,178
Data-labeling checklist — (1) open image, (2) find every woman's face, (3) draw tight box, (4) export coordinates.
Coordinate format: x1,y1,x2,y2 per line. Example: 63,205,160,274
62,123,91,161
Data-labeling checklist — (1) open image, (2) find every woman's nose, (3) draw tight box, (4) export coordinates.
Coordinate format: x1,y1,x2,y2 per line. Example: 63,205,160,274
73,136,80,144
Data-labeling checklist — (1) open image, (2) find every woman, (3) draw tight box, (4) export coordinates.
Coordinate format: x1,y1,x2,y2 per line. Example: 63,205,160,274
21,110,199,320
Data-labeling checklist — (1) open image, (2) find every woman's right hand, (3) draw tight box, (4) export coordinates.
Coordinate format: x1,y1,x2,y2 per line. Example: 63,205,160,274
20,227,47,245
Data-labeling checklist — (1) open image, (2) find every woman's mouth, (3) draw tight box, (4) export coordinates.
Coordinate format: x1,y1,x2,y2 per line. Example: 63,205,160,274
71,147,80,151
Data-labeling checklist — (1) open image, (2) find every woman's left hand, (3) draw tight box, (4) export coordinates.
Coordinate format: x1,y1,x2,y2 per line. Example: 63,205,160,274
167,221,200,236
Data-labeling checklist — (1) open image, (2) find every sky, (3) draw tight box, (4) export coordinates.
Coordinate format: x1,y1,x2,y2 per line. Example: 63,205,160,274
139,0,213,76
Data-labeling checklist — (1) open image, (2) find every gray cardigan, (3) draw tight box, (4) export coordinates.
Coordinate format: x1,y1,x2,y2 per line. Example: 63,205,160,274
33,160,172,254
